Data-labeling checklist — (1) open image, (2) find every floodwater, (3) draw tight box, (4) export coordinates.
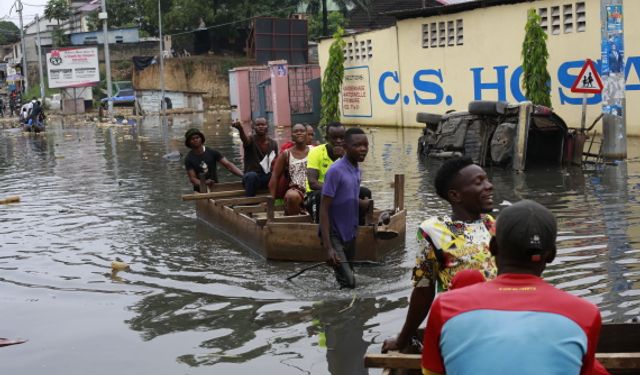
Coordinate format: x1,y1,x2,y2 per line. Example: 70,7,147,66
1,113,639,375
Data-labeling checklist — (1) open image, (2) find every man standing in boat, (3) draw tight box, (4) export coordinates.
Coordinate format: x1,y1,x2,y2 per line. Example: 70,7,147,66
421,200,605,375
184,128,243,192
320,127,369,289
306,122,372,224
232,118,279,197
383,156,496,352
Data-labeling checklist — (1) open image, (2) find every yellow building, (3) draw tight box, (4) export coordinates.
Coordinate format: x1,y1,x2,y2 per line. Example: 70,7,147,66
318,0,640,134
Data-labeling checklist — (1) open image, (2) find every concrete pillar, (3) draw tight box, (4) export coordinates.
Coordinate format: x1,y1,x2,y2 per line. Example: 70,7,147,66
268,60,292,128
231,68,252,124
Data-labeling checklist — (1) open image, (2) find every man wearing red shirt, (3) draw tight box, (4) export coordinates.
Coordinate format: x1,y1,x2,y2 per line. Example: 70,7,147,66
422,200,606,375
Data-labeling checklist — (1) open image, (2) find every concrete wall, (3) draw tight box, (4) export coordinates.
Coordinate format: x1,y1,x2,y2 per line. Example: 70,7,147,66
318,27,402,126
319,0,640,134
136,90,204,113
133,57,231,105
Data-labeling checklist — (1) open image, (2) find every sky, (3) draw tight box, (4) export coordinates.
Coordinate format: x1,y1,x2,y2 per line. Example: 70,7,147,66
1,0,49,28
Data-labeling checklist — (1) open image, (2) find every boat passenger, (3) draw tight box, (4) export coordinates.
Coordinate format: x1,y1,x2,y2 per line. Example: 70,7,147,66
25,100,45,133
421,200,605,375
269,123,310,215
320,127,368,289
184,128,243,192
232,118,278,197
305,122,372,224
382,156,496,353
306,124,319,146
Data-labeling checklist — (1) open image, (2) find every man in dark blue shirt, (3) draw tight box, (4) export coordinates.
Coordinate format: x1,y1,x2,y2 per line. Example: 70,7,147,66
320,127,369,288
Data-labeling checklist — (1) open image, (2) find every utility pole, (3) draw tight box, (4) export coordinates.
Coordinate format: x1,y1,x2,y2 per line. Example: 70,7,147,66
158,0,166,116
99,0,113,115
16,0,29,94
36,15,45,101
601,0,626,160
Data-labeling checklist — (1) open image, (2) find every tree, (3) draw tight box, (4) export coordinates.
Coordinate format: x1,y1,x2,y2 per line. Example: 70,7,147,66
521,8,551,107
44,0,71,26
319,27,345,130
0,21,20,45
86,0,143,31
45,0,72,46
308,11,345,41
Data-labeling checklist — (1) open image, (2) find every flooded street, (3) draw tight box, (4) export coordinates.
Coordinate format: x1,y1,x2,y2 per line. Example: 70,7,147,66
1,113,639,375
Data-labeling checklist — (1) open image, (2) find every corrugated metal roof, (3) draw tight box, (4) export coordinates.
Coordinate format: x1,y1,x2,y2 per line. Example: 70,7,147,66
347,0,443,31
385,0,540,19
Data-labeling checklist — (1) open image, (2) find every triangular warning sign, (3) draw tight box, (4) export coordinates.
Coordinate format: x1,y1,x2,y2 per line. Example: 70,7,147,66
571,59,604,94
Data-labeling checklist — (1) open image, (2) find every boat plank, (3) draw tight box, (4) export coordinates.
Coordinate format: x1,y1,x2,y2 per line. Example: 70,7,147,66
182,190,246,201
364,351,640,371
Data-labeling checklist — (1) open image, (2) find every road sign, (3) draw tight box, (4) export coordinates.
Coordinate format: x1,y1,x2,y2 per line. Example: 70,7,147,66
571,59,604,94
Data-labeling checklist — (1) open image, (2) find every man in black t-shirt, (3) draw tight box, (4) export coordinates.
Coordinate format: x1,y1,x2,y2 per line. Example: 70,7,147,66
184,128,243,192
231,117,278,197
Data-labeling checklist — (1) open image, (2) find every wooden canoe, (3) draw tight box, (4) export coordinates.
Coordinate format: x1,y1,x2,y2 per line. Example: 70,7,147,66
183,175,407,262
365,323,640,375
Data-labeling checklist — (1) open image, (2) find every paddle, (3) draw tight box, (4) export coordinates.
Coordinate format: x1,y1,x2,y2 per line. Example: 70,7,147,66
286,260,381,281
0,338,27,347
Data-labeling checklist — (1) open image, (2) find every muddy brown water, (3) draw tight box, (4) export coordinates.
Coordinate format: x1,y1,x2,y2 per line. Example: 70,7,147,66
1,113,639,374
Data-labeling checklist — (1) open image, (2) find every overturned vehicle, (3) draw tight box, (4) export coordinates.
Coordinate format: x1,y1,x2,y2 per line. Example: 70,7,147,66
417,101,571,170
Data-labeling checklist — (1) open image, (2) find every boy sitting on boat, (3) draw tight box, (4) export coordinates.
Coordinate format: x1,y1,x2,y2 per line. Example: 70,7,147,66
184,128,243,192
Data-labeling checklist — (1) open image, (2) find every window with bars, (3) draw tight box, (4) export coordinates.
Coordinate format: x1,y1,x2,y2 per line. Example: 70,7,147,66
422,19,463,48
344,39,373,61
538,2,586,35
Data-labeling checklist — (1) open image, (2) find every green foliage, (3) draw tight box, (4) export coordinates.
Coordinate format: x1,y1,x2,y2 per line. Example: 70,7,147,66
522,8,551,107
319,27,345,130
44,0,71,26
86,0,142,31
308,11,345,41
52,29,67,47
0,21,20,44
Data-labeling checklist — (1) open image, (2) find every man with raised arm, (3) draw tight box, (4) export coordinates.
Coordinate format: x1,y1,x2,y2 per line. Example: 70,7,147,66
232,117,278,197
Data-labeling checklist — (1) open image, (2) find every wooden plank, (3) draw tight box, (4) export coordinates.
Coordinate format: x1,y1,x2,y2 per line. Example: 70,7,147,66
598,353,640,370
234,204,266,215
364,353,420,369
364,352,640,370
182,190,246,201
270,214,312,223
213,196,271,206
395,174,405,211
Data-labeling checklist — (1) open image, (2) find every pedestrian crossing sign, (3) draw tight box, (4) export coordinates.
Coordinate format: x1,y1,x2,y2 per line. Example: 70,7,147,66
571,59,604,94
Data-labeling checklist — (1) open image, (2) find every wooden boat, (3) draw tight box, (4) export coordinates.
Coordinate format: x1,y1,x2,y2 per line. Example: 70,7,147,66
182,175,407,262
365,323,640,375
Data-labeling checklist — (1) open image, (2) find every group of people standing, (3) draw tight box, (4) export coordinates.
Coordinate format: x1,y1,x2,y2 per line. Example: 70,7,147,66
184,118,372,289
184,120,608,375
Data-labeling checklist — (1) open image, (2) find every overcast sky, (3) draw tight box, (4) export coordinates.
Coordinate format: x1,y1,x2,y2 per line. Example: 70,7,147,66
1,0,50,28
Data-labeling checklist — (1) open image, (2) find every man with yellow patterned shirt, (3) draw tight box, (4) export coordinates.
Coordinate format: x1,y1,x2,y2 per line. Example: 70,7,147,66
382,156,496,353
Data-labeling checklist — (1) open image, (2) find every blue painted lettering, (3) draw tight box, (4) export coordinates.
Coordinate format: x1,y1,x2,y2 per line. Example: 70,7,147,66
413,69,445,105
471,66,508,101
379,71,400,105
510,66,526,102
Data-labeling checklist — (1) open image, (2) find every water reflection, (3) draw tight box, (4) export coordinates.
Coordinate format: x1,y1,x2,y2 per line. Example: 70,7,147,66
0,115,638,374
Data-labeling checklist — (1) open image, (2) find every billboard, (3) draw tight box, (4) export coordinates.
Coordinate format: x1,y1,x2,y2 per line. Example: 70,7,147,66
46,47,100,88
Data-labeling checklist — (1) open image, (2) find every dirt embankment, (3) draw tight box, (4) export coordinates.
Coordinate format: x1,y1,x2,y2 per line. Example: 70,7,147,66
132,55,253,106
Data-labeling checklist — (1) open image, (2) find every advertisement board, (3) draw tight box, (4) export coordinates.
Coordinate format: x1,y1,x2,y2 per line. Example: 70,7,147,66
46,47,100,88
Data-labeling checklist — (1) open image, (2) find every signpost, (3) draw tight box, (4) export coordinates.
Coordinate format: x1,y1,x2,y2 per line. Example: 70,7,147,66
46,47,100,114
570,59,603,132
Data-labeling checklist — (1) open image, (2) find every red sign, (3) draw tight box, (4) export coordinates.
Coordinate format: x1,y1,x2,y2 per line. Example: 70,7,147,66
570,59,604,94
